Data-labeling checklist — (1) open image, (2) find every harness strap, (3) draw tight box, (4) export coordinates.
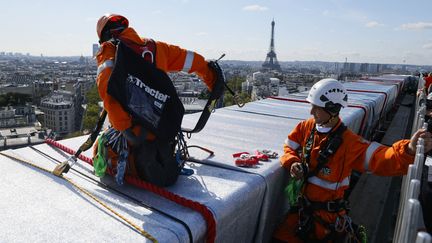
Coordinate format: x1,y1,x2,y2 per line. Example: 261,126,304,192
307,123,347,178
302,126,315,166
308,199,349,213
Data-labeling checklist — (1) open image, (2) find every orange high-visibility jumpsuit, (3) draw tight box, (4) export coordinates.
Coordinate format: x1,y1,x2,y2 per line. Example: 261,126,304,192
424,75,432,93
95,27,216,135
273,118,414,242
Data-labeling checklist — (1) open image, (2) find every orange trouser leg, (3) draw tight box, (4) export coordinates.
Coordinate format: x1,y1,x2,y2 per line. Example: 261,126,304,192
273,211,333,242
273,213,303,243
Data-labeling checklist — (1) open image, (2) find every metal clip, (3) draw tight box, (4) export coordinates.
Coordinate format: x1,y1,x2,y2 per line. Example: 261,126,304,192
142,49,154,63
233,94,245,108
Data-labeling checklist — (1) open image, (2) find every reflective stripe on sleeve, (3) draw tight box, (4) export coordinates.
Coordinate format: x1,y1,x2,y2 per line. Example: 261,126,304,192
284,138,300,150
97,60,114,76
182,51,194,72
307,176,350,191
364,141,382,171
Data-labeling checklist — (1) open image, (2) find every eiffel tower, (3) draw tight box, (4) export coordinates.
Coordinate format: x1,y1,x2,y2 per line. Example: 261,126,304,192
262,19,281,71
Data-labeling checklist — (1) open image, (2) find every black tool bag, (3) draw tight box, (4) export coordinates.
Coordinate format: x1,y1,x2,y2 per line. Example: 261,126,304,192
133,139,180,187
107,41,184,142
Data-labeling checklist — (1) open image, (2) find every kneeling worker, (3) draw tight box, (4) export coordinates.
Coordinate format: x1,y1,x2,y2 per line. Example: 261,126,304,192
94,13,222,186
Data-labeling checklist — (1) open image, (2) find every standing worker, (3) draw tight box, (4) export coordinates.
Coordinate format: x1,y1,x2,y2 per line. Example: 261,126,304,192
94,13,223,186
273,78,432,242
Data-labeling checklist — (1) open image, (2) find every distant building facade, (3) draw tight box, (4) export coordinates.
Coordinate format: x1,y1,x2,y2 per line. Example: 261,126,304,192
0,107,17,128
40,92,75,136
248,71,281,100
0,104,37,128
0,84,33,95
33,80,55,104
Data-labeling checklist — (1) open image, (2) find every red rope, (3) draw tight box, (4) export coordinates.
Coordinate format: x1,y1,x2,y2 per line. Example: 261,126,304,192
45,139,216,243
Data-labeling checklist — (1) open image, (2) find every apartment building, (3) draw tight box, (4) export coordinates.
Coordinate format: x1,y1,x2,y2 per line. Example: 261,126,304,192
40,92,75,136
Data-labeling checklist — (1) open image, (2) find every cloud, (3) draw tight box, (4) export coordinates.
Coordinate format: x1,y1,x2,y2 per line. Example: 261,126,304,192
400,22,432,30
242,5,268,12
365,21,384,28
423,43,432,49
195,32,208,36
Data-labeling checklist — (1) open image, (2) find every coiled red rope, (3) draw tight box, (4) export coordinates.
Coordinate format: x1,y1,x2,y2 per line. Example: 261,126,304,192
45,139,216,243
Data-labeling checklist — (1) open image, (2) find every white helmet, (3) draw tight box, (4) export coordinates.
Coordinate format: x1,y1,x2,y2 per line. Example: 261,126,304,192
306,78,348,113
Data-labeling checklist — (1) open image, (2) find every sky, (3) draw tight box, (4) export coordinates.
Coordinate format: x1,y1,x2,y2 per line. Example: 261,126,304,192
3,0,432,65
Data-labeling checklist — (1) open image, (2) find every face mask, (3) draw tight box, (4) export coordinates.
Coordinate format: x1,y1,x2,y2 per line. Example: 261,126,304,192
316,124,332,133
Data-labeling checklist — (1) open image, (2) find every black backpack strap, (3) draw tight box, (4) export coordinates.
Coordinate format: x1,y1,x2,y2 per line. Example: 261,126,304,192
181,57,226,135
181,55,246,136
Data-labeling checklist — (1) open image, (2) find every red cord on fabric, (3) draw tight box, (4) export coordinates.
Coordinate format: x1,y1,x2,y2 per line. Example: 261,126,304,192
45,139,216,243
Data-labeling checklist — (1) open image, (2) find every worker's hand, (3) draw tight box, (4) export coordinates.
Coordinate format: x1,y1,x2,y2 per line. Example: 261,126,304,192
417,88,424,97
290,162,305,180
408,128,432,155
121,127,147,147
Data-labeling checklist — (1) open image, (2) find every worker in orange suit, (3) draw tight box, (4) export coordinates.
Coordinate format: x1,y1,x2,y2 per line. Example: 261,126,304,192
272,78,432,242
95,13,219,186
424,72,432,94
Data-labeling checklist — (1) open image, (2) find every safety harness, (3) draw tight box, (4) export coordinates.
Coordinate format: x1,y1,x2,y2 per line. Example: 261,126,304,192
290,122,368,242
94,37,244,182
305,123,346,178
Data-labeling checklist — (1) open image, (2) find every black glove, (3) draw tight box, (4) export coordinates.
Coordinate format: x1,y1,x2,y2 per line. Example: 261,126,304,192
208,60,225,99
122,127,147,146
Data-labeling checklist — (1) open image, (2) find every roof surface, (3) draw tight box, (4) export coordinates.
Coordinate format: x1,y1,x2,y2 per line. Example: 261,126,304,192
0,75,411,242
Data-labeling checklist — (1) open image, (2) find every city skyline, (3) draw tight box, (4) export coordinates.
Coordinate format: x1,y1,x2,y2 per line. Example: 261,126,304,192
3,0,432,65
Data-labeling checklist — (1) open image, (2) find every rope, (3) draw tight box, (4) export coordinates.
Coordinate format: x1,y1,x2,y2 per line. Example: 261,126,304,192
45,139,217,243
0,151,157,243
29,145,193,243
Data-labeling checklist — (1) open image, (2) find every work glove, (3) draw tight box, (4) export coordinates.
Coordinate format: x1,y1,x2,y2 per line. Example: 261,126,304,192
290,162,308,180
121,127,147,147
208,60,226,99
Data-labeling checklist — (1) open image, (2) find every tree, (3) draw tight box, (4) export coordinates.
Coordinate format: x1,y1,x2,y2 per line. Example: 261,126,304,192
82,104,101,130
222,76,250,107
85,84,101,104
82,85,103,131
